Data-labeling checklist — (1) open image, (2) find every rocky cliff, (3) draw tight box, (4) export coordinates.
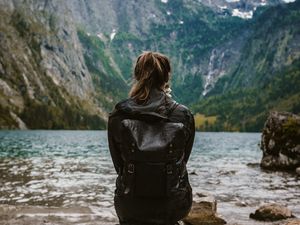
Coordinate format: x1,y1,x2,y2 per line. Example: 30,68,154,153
0,0,108,129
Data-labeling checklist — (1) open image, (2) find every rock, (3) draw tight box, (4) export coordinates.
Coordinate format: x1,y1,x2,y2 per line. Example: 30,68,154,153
296,167,300,175
285,219,300,225
250,203,294,221
189,170,198,175
246,162,260,168
183,193,226,225
260,111,300,171
235,201,247,207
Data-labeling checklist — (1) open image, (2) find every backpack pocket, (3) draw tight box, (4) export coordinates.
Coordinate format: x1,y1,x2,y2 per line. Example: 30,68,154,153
134,162,167,198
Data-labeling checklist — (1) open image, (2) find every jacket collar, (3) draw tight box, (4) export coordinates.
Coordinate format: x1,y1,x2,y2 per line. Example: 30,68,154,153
110,88,177,119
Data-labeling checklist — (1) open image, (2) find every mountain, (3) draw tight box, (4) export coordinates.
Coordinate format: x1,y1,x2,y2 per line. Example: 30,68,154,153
0,0,299,131
69,0,250,103
192,1,300,131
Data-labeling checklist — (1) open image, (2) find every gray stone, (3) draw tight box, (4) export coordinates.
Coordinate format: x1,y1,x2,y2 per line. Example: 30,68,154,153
296,167,300,175
250,203,294,221
260,111,300,171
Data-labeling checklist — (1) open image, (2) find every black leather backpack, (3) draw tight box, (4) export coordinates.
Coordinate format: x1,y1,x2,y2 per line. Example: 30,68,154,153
120,111,187,198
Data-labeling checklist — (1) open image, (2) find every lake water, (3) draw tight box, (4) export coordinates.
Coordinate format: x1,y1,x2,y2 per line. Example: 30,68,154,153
0,131,299,224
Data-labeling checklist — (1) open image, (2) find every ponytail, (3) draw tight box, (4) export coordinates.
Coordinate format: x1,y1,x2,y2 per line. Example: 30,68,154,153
129,51,171,102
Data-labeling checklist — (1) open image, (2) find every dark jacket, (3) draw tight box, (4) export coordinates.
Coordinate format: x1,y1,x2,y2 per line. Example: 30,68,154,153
108,88,195,225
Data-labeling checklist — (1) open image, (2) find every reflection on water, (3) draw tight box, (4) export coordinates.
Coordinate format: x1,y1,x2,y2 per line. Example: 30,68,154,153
0,131,299,224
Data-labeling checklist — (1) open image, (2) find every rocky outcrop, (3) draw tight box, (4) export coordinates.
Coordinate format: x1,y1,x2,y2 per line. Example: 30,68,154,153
183,193,226,225
250,203,294,221
260,111,300,171
0,0,108,129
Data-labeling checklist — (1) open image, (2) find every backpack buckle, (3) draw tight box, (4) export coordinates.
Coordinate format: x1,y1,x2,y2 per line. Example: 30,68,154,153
166,164,173,175
128,163,135,174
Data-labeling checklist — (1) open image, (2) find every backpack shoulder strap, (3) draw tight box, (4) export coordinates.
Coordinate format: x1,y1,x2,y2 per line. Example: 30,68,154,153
160,91,177,117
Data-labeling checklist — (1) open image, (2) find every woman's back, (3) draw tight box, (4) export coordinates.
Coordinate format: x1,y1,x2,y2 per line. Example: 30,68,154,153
107,52,195,225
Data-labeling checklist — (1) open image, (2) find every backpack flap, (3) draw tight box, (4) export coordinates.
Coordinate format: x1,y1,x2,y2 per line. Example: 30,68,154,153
121,119,186,162
120,119,187,198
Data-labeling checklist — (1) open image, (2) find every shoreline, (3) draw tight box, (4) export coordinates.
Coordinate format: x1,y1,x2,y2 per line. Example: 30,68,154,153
0,204,299,225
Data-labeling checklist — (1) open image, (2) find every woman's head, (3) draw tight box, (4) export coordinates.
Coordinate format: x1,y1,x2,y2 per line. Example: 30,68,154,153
129,51,171,102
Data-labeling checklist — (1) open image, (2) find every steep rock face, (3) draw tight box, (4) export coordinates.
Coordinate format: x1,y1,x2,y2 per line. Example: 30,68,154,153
65,0,167,36
0,0,106,129
260,111,300,171
1,0,93,98
202,35,245,96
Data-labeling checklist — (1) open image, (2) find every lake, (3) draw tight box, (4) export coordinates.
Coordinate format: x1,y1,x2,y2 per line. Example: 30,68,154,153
0,131,299,224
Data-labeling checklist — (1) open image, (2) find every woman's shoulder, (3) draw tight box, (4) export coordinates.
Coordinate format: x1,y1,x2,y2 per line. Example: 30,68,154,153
174,103,192,114
169,101,194,123
168,96,192,116
109,98,132,118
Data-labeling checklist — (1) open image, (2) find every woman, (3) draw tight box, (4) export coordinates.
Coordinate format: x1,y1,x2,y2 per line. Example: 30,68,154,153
108,51,195,225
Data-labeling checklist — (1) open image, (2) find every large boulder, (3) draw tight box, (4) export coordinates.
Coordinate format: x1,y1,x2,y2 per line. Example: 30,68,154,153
183,193,226,225
260,111,300,171
250,203,294,221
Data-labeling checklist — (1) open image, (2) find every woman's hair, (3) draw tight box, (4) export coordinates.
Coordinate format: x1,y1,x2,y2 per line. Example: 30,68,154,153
129,51,171,102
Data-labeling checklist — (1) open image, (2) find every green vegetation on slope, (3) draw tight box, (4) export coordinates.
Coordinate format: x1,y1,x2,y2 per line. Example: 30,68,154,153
192,60,300,131
77,30,129,110
212,1,300,93
191,1,300,132
19,71,106,130
20,98,106,130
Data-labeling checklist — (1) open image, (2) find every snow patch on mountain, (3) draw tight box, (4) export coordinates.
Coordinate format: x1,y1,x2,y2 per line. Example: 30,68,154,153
232,9,253,19
201,0,295,20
